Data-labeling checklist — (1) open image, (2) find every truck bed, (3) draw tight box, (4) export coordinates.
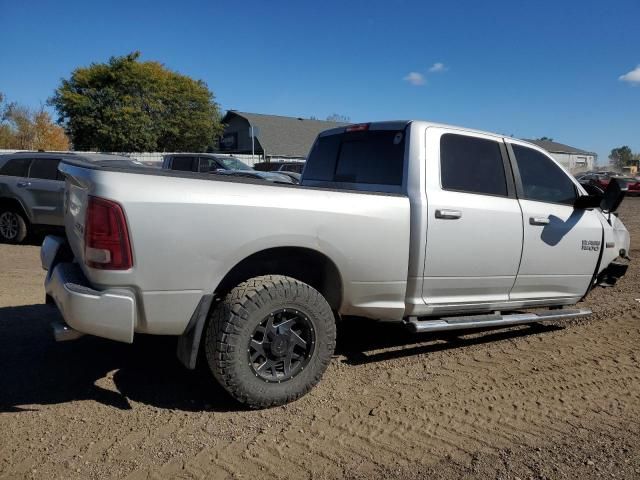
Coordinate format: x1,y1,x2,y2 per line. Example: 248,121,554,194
58,158,411,336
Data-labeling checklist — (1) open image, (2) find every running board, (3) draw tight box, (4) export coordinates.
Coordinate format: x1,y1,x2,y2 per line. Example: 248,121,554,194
405,308,592,333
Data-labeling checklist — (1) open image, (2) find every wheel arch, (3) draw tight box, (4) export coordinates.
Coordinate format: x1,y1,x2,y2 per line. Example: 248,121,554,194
214,246,344,311
177,246,344,371
0,196,30,221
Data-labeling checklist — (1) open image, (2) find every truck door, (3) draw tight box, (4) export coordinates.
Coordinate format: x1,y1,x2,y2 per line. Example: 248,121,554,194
506,141,602,300
422,129,523,306
24,158,65,226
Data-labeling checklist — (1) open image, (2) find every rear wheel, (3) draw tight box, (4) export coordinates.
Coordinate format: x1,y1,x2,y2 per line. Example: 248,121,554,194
0,209,28,244
205,275,336,408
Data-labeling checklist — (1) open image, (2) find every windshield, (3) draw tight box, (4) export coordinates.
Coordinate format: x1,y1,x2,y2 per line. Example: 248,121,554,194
219,157,252,171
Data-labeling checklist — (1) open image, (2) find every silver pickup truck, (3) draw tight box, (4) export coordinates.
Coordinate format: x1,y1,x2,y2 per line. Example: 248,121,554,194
41,121,630,408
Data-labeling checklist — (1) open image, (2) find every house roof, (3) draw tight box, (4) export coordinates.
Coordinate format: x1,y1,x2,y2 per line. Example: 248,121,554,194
523,139,596,156
223,111,349,158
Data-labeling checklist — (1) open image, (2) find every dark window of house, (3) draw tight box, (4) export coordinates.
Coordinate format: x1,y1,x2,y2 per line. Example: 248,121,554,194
0,158,31,177
171,156,196,172
29,158,61,180
440,134,508,196
512,145,576,205
305,129,405,186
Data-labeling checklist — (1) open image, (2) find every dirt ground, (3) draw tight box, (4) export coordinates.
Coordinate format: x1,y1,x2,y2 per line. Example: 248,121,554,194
0,200,639,480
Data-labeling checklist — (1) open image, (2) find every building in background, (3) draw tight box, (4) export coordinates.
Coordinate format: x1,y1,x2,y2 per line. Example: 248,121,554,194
525,139,597,173
218,111,348,163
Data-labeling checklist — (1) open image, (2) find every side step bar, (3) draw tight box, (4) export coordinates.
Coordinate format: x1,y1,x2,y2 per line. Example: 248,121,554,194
405,308,592,333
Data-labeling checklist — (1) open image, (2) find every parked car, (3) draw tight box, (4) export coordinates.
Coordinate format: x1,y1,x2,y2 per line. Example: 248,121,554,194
162,153,294,183
578,179,606,197
0,152,145,243
42,121,630,408
254,161,305,174
617,177,640,196
576,173,612,190
278,171,301,184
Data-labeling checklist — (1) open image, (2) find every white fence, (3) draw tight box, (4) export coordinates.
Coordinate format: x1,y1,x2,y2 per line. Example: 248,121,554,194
123,152,270,167
0,150,305,168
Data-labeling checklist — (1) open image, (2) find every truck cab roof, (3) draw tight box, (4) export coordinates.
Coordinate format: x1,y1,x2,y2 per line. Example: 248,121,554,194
320,120,540,150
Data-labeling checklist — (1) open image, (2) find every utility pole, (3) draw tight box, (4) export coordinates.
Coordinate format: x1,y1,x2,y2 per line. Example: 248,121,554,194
250,125,255,163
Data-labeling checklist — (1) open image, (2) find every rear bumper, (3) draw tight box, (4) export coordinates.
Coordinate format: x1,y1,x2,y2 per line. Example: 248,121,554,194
42,236,136,343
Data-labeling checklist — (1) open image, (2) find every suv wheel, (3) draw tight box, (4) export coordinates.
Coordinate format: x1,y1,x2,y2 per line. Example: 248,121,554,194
0,209,28,244
205,275,336,408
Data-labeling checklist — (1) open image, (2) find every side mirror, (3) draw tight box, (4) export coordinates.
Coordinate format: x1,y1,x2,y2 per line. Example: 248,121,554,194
574,194,602,209
600,178,626,213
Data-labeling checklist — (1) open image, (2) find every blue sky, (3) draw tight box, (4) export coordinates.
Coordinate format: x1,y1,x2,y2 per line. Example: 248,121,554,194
1,0,638,163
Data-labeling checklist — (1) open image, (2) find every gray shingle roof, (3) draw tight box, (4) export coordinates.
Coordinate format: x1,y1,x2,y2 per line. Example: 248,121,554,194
524,139,595,156
224,111,349,158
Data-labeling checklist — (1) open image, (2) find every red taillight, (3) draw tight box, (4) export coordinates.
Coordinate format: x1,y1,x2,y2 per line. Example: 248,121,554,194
84,196,133,270
345,123,369,132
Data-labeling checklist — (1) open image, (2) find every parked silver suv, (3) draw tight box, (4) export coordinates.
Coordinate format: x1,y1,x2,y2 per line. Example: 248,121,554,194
0,151,145,243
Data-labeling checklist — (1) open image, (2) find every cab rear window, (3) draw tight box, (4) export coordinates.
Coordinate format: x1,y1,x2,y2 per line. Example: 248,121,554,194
304,129,406,189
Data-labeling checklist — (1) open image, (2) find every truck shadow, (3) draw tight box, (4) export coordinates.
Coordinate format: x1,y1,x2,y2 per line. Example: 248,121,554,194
0,304,239,414
337,316,564,365
0,304,564,413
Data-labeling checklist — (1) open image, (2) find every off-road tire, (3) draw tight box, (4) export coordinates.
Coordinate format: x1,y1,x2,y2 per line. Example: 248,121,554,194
205,275,336,408
0,208,28,244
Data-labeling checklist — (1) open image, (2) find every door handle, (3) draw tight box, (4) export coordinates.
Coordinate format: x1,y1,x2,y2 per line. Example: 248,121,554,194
16,181,31,188
435,209,462,220
529,216,550,225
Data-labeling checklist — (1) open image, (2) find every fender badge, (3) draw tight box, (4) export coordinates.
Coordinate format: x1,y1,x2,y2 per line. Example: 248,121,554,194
605,242,615,249
581,240,600,251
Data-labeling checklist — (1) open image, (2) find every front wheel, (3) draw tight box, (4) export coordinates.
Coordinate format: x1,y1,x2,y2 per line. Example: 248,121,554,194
205,275,336,408
0,209,28,244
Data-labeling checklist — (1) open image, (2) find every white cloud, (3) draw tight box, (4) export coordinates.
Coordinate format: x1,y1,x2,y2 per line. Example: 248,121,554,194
428,62,448,73
403,72,425,86
619,65,640,85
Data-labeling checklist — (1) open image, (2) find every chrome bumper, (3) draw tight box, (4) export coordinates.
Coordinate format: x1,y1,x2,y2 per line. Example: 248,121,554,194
42,235,136,343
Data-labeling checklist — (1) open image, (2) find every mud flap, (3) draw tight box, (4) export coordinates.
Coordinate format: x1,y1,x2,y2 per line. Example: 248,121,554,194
176,294,214,370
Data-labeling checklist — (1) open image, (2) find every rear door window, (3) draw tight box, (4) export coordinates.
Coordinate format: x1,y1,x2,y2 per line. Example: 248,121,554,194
29,158,61,180
171,156,197,171
304,128,406,191
511,145,576,205
440,134,508,197
0,158,31,177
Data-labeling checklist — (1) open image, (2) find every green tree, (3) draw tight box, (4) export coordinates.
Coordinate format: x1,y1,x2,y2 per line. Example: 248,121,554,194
49,52,223,152
608,146,633,168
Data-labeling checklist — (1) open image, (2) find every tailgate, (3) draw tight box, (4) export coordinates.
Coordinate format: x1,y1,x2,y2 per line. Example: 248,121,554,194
59,161,94,266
